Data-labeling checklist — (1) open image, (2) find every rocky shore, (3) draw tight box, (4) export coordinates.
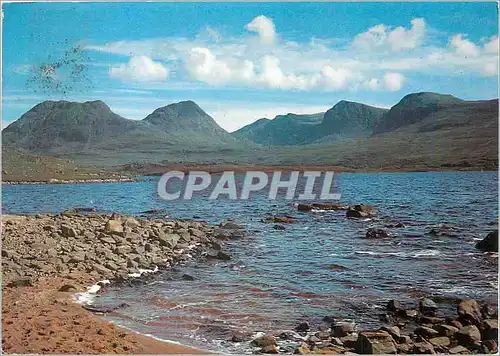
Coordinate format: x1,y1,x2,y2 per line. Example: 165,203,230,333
3,177,137,185
2,212,239,354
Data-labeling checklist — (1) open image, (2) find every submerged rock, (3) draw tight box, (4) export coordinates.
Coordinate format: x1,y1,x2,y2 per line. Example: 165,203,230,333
365,228,390,239
475,230,498,252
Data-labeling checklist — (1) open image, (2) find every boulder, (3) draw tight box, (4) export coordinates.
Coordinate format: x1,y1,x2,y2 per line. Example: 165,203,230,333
456,325,481,347
273,224,286,230
387,300,402,312
123,217,140,228
105,220,123,234
415,326,439,338
365,228,389,239
251,334,277,347
436,324,460,337
481,319,498,340
331,322,355,337
449,345,469,354
347,204,377,218
355,330,396,354
380,326,400,339
312,203,349,211
297,204,313,212
295,322,310,332
295,342,311,354
61,225,77,237
457,299,482,326
419,297,438,316
429,336,451,347
261,345,279,354
412,341,436,354
475,230,498,252
158,233,180,248
207,250,231,261
219,222,244,230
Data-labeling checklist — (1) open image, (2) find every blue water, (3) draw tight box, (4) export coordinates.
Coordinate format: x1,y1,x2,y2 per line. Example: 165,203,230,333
2,171,498,352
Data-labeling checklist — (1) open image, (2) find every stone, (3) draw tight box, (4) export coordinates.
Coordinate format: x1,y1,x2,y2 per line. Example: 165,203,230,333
105,220,123,234
219,222,243,230
6,278,33,288
457,299,482,326
188,228,205,238
346,209,367,219
207,250,231,261
295,342,311,354
251,334,277,347
449,345,469,354
387,299,402,312
231,331,253,342
297,204,313,211
481,339,498,354
415,326,439,338
332,322,355,337
158,233,180,248
61,225,77,237
124,232,141,242
429,336,450,347
264,216,297,224
114,245,131,255
475,230,498,252
456,325,481,347
355,330,396,354
123,217,140,228
419,298,438,316
340,334,358,349
58,284,78,292
380,325,400,339
295,322,310,332
69,252,86,264
481,319,498,340
436,324,459,337
412,341,435,354
365,228,389,239
420,316,443,324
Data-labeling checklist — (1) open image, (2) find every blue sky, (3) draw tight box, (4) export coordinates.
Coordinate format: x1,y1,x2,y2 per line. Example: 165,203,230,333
2,2,498,131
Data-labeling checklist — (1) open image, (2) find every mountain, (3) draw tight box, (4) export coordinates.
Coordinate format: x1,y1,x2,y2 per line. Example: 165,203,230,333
317,100,388,141
373,92,465,134
232,113,324,145
2,99,239,156
232,101,387,145
143,100,235,141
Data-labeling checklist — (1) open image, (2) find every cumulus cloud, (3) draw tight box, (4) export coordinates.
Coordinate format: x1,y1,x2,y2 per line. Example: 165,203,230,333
93,15,497,90
383,72,406,91
352,18,426,52
245,15,277,45
449,34,480,57
109,56,169,82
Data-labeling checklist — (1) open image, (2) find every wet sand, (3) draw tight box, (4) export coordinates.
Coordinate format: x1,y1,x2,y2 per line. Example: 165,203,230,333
2,272,209,354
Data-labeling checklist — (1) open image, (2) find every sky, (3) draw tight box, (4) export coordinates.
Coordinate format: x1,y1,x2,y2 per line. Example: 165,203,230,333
2,2,499,132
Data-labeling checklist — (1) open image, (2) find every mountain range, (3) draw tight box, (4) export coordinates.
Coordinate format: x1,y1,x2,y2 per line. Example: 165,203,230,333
2,92,498,174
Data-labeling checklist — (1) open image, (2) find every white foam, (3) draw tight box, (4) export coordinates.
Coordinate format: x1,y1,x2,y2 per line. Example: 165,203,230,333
127,265,159,278
73,279,110,305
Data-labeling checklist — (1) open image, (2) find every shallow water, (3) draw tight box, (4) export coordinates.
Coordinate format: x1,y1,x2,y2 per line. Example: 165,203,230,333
3,171,498,353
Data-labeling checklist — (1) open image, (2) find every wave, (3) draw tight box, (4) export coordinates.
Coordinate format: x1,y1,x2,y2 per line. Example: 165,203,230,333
354,249,441,258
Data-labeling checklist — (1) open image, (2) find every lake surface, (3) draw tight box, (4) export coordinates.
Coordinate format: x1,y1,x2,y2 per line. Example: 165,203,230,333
3,171,498,353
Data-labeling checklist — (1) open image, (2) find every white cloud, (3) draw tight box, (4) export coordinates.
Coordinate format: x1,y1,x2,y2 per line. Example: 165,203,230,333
88,15,498,90
449,34,480,57
383,72,406,91
484,35,499,54
352,18,426,52
109,56,169,82
245,15,277,45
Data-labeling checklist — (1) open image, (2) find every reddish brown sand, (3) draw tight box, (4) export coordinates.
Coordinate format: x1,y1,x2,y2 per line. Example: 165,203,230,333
2,273,209,354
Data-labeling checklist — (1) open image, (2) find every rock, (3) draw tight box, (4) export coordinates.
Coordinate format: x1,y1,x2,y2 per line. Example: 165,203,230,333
481,304,498,319
181,274,195,281
189,228,205,238
415,326,439,338
295,322,310,332
312,345,346,354
105,220,123,234
449,345,469,354
347,204,377,218
396,343,412,353
251,334,277,348
380,325,400,339
331,322,355,337
124,231,141,242
61,225,77,237
481,339,498,354
365,228,389,239
420,316,443,324
219,222,243,230
295,342,311,354
355,330,396,354
419,297,438,316
123,217,140,228
475,230,498,252
58,284,78,292
315,331,331,340
69,252,86,263
279,330,304,341
436,324,460,337
6,278,33,288
456,325,481,347
158,233,180,248
264,216,297,224
457,299,482,326
481,319,498,340
327,264,348,271
346,209,368,219
273,224,286,230
412,341,436,354
340,334,358,349
429,336,451,347
402,309,418,319
231,331,253,342
207,250,231,261
297,204,313,211
114,245,131,255
387,300,402,312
